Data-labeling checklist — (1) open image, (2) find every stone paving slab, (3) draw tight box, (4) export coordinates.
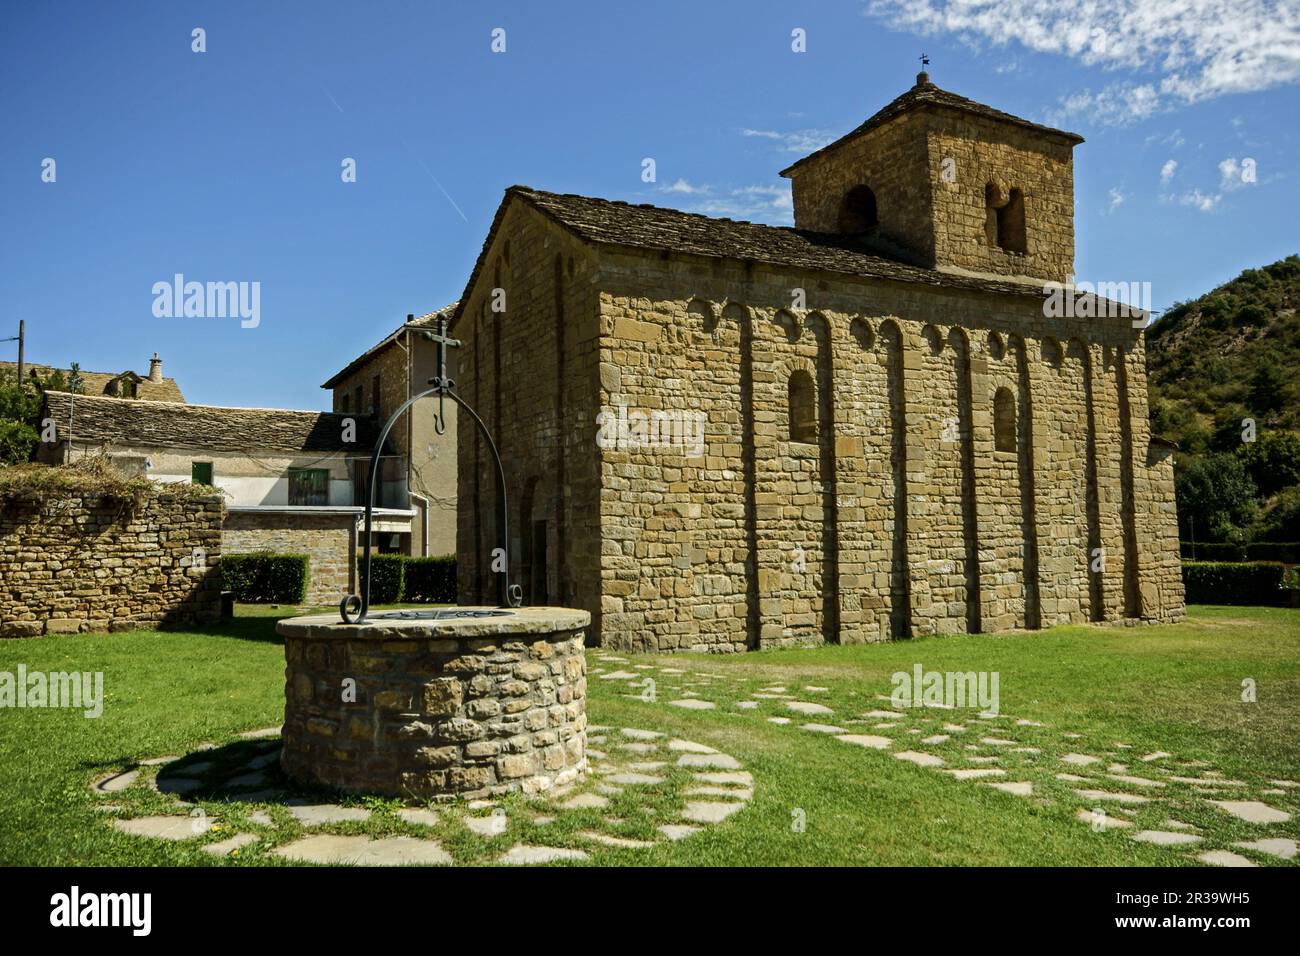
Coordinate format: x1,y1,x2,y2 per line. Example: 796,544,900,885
465,814,508,837
1073,789,1150,804
155,777,203,796
1233,838,1297,860
948,768,1005,781
1210,800,1290,824
894,751,944,768
685,786,753,800
275,834,451,865
668,739,716,753
96,770,140,793
1107,774,1165,788
658,824,700,841
286,804,371,825
395,808,439,827
113,816,202,840
1062,754,1102,766
786,701,833,715
668,699,716,710
561,793,609,810
1131,830,1202,846
202,833,259,856
681,801,745,824
500,845,589,865
1075,809,1133,830
836,734,891,749
1198,850,1257,867
801,723,847,734
676,753,741,770
694,771,754,786
607,772,665,785
578,831,656,849
985,781,1033,796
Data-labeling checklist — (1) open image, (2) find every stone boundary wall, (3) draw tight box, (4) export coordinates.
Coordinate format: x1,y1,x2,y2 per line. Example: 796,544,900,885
222,511,355,606
0,489,223,636
278,607,588,801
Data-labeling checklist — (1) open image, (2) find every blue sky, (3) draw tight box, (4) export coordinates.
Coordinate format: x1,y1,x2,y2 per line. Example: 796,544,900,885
2,0,1296,410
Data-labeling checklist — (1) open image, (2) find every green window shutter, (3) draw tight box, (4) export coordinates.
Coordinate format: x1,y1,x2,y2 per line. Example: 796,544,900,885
288,468,329,506
191,461,213,485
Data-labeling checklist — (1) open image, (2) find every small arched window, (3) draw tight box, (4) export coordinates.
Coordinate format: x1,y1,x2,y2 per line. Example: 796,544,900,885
789,369,817,443
994,387,1016,452
838,185,879,234
985,184,1027,254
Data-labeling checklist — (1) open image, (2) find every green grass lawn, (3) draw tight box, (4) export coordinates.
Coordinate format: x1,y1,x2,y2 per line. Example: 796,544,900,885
1,604,1296,866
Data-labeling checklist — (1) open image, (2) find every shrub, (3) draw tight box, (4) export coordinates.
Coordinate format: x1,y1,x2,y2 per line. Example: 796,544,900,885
1181,561,1288,606
360,554,406,604
221,552,310,604
1179,541,1246,561
403,555,457,603
1245,542,1300,564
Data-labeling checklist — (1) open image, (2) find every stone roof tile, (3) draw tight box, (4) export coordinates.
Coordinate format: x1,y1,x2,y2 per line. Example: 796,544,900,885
42,391,374,454
780,75,1084,176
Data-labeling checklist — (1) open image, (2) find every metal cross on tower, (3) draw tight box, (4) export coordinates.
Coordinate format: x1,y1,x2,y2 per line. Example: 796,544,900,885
339,311,522,624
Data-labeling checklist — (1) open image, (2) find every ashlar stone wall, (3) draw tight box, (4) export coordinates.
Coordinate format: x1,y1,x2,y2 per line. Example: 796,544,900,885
453,208,1184,653
453,202,604,631
591,248,1184,651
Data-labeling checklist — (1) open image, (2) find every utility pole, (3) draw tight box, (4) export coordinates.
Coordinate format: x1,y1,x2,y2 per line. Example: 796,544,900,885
2,320,22,388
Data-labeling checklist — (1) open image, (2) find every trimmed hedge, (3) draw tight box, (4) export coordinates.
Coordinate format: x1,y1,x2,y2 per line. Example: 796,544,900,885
1245,542,1300,564
355,553,457,604
361,554,406,604
1179,541,1246,561
404,555,457,603
1180,541,1300,563
221,552,310,604
1181,561,1288,606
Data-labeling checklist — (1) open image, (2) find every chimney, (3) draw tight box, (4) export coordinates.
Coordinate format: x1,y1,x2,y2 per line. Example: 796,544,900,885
148,352,163,384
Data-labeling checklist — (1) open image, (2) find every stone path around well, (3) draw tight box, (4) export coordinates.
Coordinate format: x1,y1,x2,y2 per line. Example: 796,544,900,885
587,652,1300,868
95,720,753,867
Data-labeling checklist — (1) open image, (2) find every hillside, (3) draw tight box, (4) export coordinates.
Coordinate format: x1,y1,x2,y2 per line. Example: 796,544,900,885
1146,254,1300,542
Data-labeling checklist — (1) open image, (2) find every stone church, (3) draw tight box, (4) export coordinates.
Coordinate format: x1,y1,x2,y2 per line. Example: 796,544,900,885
452,72,1185,652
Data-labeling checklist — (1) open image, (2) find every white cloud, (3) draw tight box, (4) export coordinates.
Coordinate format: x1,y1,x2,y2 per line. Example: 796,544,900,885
740,127,837,153
660,178,710,195
1105,186,1125,212
1160,159,1177,183
867,0,1300,124
1218,157,1257,191
663,182,795,225
1178,189,1220,212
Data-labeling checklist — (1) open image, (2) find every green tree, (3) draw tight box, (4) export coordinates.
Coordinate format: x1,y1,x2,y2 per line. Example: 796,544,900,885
0,380,43,464
1249,359,1284,415
1238,431,1300,498
1257,486,1300,541
1175,452,1258,542
0,364,83,464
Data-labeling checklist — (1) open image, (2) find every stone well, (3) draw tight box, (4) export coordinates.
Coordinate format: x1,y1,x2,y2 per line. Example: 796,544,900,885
276,606,590,802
